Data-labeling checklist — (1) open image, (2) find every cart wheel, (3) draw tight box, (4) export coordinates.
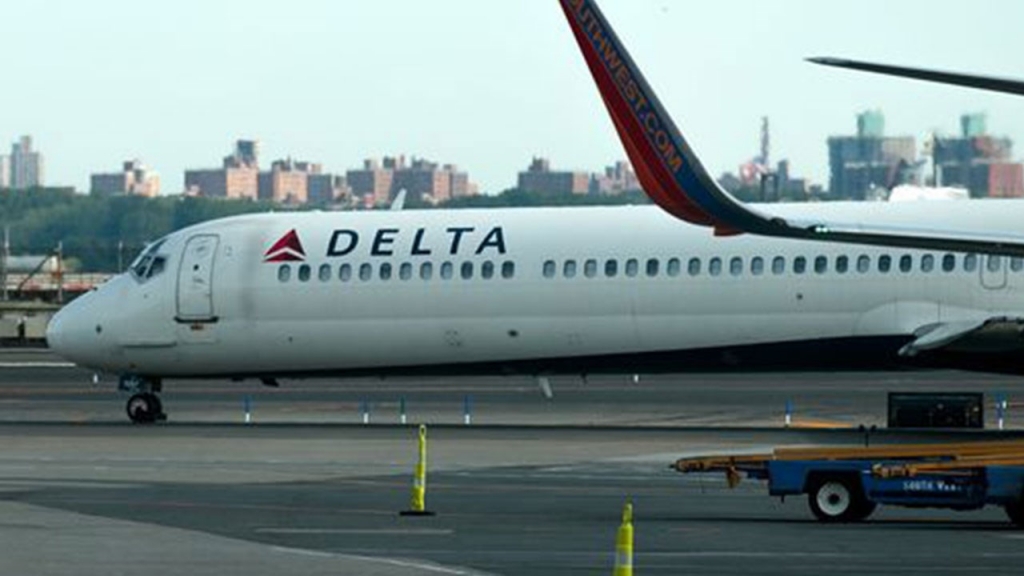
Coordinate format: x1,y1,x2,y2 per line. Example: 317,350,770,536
808,476,870,522
1005,501,1024,527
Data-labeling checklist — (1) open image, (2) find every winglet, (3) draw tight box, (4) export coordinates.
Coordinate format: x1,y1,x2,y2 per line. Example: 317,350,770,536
559,0,772,236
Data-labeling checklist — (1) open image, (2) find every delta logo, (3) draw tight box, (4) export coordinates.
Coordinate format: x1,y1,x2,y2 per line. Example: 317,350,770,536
264,229,306,262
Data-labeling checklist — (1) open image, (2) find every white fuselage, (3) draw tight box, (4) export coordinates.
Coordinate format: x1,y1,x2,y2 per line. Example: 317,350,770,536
46,201,1024,378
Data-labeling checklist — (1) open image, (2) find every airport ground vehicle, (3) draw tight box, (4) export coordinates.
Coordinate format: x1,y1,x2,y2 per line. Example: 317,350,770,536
674,441,1024,524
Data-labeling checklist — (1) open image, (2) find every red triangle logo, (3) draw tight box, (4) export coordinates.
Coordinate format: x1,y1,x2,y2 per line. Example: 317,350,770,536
264,229,306,262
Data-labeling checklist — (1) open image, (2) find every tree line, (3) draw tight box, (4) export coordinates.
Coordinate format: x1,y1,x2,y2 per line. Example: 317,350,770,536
0,188,650,272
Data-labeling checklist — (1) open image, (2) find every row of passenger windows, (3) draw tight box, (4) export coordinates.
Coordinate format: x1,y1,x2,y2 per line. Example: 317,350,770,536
278,261,516,283
541,254,1024,279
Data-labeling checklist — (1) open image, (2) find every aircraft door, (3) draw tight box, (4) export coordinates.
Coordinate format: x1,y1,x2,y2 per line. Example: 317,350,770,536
980,254,1007,290
176,234,220,322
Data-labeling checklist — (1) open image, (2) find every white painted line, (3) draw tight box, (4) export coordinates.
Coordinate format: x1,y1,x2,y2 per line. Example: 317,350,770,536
259,527,453,536
271,545,480,575
0,361,73,368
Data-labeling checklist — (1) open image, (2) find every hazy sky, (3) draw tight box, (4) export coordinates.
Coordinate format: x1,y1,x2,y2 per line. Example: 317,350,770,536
4,0,1024,194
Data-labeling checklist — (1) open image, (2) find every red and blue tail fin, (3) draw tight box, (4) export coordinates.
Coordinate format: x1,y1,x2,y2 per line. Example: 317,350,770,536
560,0,1024,257
559,0,769,235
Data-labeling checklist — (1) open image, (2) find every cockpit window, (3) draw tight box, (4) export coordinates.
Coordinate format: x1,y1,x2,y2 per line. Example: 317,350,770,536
129,239,168,282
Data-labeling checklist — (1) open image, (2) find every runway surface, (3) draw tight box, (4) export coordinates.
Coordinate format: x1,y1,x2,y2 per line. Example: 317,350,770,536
3,348,1024,575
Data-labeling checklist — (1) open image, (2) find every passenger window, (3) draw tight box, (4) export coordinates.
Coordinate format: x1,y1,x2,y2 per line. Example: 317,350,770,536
942,254,956,272
921,254,935,273
461,262,474,279
440,262,454,280
1013,258,1024,272
771,257,785,275
751,257,764,276
646,258,659,277
399,262,413,281
318,264,331,282
898,255,912,273
814,256,827,275
625,259,639,277
878,255,891,273
501,261,516,279
835,255,849,274
543,260,556,278
420,262,433,280
793,257,806,275
605,259,619,278
278,264,291,283
856,255,870,273
729,257,742,276
359,263,372,281
482,261,495,279
688,258,701,276
298,264,311,282
564,260,577,278
584,259,598,278
379,262,393,281
339,263,352,282
987,255,1002,272
667,258,681,277
709,257,722,276
964,254,978,272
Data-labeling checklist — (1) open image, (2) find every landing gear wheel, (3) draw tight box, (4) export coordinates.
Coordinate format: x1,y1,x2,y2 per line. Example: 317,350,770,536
808,476,872,522
126,393,165,424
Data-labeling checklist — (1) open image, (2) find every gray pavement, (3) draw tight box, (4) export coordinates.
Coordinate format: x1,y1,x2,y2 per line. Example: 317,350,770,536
4,349,1024,574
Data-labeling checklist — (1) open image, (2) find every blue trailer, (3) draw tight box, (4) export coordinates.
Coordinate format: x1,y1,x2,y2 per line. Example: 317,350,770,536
674,443,1024,524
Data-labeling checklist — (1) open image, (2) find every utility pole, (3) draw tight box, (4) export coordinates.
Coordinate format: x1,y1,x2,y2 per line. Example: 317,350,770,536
1,226,9,302
56,241,64,305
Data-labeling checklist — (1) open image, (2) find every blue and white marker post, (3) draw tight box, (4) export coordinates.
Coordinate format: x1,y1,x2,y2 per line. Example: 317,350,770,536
243,395,252,424
400,397,408,425
463,395,473,426
784,399,793,428
361,400,371,425
997,394,1008,431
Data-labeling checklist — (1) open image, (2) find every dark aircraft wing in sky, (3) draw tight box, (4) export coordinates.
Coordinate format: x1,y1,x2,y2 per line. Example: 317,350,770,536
808,57,1024,97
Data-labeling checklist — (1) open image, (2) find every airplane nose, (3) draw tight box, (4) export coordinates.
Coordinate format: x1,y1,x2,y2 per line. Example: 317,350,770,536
45,310,65,352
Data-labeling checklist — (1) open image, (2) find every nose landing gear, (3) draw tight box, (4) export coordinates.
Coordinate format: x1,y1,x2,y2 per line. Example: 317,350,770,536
119,375,167,424
126,392,165,424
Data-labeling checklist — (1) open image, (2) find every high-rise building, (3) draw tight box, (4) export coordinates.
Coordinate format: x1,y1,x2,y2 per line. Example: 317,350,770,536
258,159,314,204
90,159,160,197
184,140,259,199
0,155,9,188
10,136,44,189
828,111,916,199
347,156,476,206
931,114,1023,198
517,157,590,195
590,161,640,195
308,173,350,205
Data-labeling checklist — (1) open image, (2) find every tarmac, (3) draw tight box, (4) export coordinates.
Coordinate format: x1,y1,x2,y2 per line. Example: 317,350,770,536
3,348,1024,575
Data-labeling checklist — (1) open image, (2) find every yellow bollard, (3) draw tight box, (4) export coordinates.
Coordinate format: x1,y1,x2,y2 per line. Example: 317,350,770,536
613,500,634,576
401,424,435,516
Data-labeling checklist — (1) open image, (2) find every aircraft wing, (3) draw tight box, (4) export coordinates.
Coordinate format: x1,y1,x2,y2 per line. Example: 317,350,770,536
808,57,1024,98
900,318,1024,357
559,0,1024,256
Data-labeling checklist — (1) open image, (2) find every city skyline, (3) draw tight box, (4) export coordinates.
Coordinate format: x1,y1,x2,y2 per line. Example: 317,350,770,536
3,1,1024,195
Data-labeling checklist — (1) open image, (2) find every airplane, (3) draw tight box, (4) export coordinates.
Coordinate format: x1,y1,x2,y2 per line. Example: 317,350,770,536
46,0,1024,423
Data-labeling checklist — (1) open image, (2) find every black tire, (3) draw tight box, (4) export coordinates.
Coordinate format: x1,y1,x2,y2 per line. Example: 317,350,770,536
1005,500,1024,527
126,393,162,424
808,476,871,523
